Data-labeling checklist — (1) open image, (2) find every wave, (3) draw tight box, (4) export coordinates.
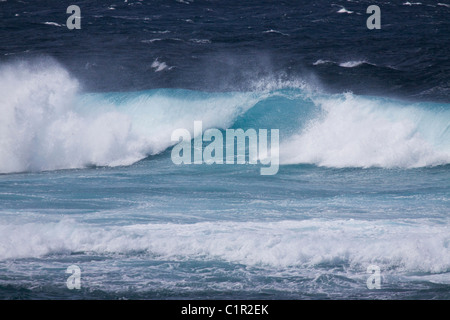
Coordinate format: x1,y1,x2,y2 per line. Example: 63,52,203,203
313,59,376,68
0,60,449,173
150,58,172,72
337,8,353,14
338,60,367,68
262,29,290,36
0,218,449,274
313,59,333,66
280,93,450,168
141,38,183,44
189,39,211,44
0,60,260,173
43,22,63,27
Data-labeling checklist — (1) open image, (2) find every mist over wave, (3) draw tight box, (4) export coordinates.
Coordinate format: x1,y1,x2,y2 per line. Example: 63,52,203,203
1,60,449,174
0,60,258,173
0,60,146,173
1,0,449,301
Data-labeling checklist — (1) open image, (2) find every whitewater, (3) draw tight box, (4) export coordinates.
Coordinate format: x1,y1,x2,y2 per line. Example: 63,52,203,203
1,61,449,174
0,60,449,299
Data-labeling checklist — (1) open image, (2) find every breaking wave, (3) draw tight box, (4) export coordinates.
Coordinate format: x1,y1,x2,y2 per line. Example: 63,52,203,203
1,60,449,173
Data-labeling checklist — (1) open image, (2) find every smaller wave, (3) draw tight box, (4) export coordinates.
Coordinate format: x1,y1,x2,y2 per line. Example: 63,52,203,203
141,39,162,43
313,59,333,66
189,39,211,44
337,8,353,14
141,38,183,44
44,22,63,27
437,3,450,8
339,60,367,68
1,219,448,274
3,50,30,56
263,29,290,36
403,2,422,5
313,59,373,68
151,59,172,72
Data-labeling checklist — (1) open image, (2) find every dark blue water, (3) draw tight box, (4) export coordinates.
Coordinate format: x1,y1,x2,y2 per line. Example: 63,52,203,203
0,0,449,299
1,0,449,100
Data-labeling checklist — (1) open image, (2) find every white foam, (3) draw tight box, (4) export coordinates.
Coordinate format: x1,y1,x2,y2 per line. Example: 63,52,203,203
339,60,366,68
2,60,448,173
0,59,259,173
44,22,63,27
280,93,450,168
313,59,333,66
151,58,171,72
337,8,353,14
313,60,368,68
262,29,290,36
0,218,448,273
141,38,162,43
142,38,183,43
189,39,211,44
0,60,146,173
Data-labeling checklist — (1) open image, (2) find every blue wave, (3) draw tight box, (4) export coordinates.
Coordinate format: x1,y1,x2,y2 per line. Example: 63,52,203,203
1,61,449,173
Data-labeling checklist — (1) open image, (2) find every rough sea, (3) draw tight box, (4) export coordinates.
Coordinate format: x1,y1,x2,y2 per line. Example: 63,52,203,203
0,0,449,299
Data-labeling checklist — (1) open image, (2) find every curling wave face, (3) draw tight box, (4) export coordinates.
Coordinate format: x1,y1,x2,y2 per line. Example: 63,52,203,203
1,61,449,174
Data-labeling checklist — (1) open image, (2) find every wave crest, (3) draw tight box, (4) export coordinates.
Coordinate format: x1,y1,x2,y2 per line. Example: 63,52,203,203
280,93,450,168
0,60,261,173
0,60,151,173
1,60,449,173
1,219,448,274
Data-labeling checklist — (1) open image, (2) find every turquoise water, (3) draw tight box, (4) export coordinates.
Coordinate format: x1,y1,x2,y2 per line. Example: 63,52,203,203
1,84,449,299
1,0,449,300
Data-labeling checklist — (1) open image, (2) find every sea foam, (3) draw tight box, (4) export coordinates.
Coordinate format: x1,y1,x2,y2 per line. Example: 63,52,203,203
1,60,449,173
0,218,448,274
0,60,258,173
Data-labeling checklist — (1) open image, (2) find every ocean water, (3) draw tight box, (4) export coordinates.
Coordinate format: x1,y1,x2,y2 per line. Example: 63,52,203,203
0,0,449,299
